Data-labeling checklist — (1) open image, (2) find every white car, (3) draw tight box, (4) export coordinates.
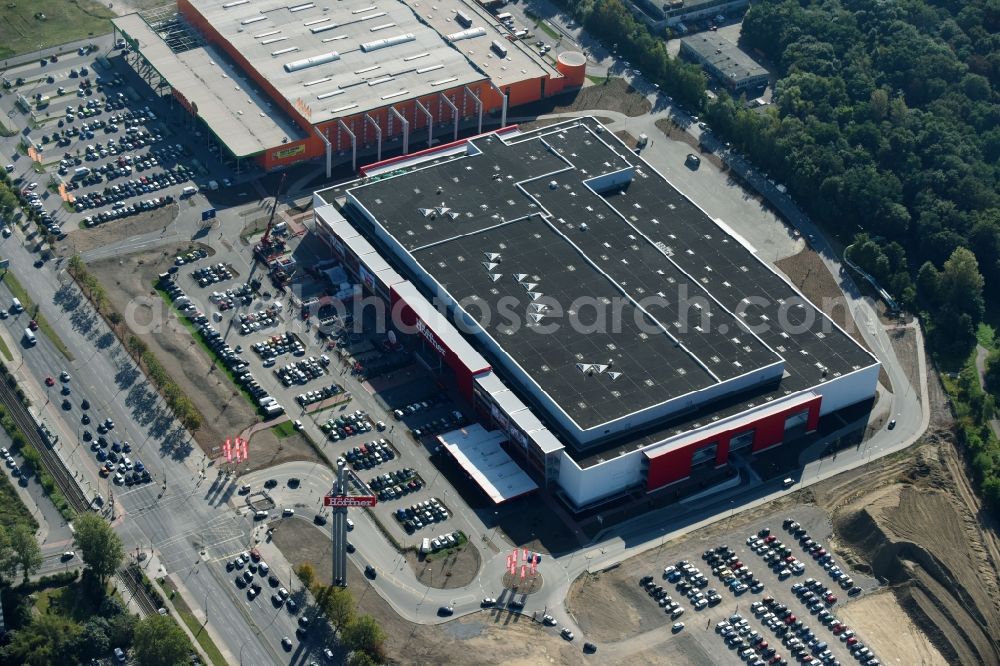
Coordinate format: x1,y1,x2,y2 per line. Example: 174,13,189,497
672,622,685,632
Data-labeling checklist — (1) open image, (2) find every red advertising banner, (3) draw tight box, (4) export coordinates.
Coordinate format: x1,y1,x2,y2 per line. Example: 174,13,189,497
323,495,377,507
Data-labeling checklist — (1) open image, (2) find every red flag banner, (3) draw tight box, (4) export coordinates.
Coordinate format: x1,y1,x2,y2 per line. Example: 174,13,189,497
224,438,231,462
530,559,537,575
242,438,249,461
520,564,526,580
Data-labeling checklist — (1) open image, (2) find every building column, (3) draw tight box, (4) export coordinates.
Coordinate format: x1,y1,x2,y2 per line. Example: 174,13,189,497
438,93,458,142
464,85,483,135
415,99,433,149
338,119,356,172
364,113,382,163
389,106,409,155
315,126,332,179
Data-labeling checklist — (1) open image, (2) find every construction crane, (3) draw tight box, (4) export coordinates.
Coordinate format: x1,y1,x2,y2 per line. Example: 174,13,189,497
254,173,287,263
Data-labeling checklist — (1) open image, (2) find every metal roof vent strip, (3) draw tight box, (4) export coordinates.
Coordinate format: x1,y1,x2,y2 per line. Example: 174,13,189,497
403,52,430,61
283,51,340,72
254,29,282,38
360,33,415,52
289,3,316,12
303,76,332,86
446,27,486,42
223,0,250,8
310,24,340,34
361,12,388,20
370,22,397,31
303,17,332,26
260,36,287,45
352,5,378,13
321,36,348,42
271,47,299,56
241,16,268,25
316,90,345,100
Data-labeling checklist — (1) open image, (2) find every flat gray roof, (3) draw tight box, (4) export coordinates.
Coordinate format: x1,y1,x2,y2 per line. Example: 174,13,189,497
394,0,557,88
113,13,305,157
186,0,489,125
681,33,767,83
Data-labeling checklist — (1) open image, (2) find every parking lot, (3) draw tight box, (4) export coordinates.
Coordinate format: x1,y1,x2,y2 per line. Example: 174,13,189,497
568,505,882,665
153,220,480,553
0,41,245,240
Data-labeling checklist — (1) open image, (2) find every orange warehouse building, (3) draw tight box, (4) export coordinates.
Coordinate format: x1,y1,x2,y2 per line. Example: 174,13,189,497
112,0,585,173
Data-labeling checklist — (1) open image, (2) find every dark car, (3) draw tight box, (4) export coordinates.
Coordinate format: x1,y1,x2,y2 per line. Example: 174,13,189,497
438,606,454,616
264,479,278,489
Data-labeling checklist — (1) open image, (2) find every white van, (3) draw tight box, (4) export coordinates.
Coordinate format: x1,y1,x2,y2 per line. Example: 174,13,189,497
181,185,198,198
23,328,36,345
254,510,269,520
11,297,23,313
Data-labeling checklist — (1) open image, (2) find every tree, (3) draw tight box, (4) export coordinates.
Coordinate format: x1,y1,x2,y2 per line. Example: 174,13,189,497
133,614,190,666
10,523,42,582
347,651,381,666
73,513,124,584
77,617,112,661
296,562,317,590
107,612,138,649
0,525,18,584
939,247,985,323
314,584,355,634
343,615,386,661
2,612,82,666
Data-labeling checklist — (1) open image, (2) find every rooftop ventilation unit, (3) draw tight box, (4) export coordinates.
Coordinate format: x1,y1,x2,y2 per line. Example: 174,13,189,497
289,3,316,12
446,27,486,42
284,51,340,72
241,16,267,25
310,24,339,34
360,33,415,52
223,0,250,8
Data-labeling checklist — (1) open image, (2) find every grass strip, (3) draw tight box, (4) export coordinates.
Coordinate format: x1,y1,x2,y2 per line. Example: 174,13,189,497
271,420,297,439
0,271,74,361
0,379,74,521
158,578,227,666
0,334,12,362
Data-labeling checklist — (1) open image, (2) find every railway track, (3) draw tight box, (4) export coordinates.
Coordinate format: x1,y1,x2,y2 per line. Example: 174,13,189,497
0,374,90,513
118,565,160,617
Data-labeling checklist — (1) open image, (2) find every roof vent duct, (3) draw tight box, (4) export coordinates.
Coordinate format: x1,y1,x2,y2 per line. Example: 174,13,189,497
284,51,340,72
360,33,415,52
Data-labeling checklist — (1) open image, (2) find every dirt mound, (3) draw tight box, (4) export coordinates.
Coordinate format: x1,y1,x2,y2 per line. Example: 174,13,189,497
836,486,1000,665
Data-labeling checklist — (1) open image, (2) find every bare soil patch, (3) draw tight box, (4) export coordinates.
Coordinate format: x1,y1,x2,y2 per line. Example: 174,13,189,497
516,78,651,118
655,118,725,170
57,205,178,256
614,130,638,149
404,545,481,590
271,518,578,665
826,441,1000,666
837,590,946,665
88,244,320,469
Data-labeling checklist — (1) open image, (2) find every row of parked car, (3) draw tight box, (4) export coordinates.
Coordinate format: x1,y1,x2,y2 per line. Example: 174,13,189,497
410,410,467,439
237,306,281,336
21,188,62,237
369,467,422,501
703,544,765,594
73,167,188,211
391,393,449,419
208,283,253,311
716,612,785,666
320,410,372,442
640,574,690,618
746,527,807,577
194,263,235,287
294,382,343,407
393,497,449,534
782,520,858,594
252,332,307,360
342,438,395,469
276,357,327,387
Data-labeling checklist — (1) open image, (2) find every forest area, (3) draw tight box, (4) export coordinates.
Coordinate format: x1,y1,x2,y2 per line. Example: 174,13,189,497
553,0,1000,509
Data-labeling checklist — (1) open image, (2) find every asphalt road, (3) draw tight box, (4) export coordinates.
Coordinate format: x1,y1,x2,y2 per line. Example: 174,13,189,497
0,229,305,664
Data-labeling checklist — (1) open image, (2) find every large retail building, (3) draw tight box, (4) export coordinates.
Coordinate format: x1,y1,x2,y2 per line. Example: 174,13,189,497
312,117,880,510
111,0,585,172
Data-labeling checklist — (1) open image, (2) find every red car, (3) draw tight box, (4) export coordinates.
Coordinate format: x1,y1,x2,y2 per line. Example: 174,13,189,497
825,593,838,605
846,637,858,646
28,319,39,331
765,534,777,543
812,548,827,558
44,376,55,386
832,624,845,634
784,614,797,624
732,561,744,570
